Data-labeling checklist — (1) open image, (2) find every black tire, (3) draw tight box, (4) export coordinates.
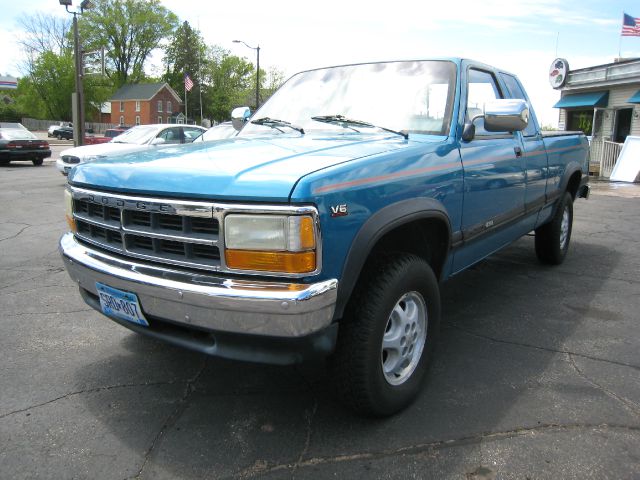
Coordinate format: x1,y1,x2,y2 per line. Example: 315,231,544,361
535,192,573,265
32,158,43,166
330,253,441,417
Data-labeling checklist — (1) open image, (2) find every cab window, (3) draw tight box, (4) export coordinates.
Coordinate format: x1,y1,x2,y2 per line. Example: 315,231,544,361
466,69,503,137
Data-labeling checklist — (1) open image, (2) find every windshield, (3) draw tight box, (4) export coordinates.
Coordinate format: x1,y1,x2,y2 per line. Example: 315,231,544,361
240,60,456,137
111,125,158,144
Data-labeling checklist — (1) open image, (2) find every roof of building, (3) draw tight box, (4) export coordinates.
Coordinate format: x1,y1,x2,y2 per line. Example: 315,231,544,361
110,82,182,103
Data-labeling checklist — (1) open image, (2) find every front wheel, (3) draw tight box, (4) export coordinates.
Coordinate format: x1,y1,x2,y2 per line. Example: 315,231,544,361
535,192,573,265
330,253,441,417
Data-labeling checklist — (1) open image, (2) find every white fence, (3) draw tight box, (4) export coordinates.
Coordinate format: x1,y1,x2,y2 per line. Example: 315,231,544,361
589,139,623,178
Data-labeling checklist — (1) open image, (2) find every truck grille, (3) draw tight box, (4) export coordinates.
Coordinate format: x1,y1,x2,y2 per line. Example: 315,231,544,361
72,189,222,270
68,186,320,277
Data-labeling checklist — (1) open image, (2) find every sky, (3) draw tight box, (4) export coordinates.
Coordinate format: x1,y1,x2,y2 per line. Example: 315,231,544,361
2,0,640,127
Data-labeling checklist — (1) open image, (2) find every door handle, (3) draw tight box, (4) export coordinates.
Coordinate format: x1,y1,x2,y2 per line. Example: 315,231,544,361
514,146,523,157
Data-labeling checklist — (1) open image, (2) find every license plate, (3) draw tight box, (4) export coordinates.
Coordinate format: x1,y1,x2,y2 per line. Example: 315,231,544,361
96,282,148,326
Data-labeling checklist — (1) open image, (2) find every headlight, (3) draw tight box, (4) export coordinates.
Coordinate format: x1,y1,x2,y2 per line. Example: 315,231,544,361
224,214,317,274
64,189,76,232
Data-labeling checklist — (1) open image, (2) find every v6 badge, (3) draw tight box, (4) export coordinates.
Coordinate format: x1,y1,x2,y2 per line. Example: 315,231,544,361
330,204,348,217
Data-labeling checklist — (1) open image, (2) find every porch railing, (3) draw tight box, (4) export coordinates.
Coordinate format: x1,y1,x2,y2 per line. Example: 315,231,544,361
601,140,623,178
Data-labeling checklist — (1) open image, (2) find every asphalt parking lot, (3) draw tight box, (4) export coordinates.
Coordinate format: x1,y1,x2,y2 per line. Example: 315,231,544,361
1,163,639,479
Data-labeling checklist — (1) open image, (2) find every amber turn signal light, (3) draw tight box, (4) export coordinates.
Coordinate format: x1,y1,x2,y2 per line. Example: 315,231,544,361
225,250,316,273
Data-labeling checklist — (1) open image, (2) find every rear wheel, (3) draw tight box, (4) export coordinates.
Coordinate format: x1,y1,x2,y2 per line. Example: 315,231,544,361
32,158,43,166
535,192,573,265
330,253,441,417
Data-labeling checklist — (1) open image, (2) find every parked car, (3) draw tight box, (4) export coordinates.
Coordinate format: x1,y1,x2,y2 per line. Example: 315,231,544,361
59,58,590,416
194,121,238,142
0,128,51,166
52,126,74,140
48,122,72,137
55,123,206,175
84,128,127,145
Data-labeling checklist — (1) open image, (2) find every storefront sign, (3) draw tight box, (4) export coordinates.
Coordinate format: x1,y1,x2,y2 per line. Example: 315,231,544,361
549,58,569,89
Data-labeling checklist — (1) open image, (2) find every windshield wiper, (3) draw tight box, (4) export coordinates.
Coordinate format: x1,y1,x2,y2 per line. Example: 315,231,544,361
251,117,305,134
311,115,408,139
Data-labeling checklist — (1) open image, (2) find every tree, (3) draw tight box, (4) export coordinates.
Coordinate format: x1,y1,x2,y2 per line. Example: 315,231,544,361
163,21,207,121
17,13,71,63
202,51,255,122
80,0,179,87
20,51,75,120
260,66,286,103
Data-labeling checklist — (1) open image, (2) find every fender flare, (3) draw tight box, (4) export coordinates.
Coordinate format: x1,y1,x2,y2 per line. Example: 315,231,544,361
334,197,451,319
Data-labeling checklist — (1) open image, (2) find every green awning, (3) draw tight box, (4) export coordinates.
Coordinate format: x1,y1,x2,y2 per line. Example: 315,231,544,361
553,91,609,108
627,90,640,103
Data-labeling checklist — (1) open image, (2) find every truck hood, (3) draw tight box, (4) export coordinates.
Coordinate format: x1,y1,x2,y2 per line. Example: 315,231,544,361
68,133,418,201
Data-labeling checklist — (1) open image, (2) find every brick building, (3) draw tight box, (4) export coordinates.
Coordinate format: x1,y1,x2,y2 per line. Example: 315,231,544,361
110,83,182,126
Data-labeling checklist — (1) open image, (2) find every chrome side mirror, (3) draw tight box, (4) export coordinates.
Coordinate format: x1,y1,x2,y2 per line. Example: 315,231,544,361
483,99,529,132
231,106,251,131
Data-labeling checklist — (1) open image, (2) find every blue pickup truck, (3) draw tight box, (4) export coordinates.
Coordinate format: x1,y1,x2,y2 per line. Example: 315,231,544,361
60,58,589,416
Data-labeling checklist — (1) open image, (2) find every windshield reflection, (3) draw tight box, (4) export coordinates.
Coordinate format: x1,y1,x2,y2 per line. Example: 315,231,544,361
240,61,456,137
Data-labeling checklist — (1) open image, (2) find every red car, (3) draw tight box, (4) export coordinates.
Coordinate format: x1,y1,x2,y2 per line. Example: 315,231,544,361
84,128,127,145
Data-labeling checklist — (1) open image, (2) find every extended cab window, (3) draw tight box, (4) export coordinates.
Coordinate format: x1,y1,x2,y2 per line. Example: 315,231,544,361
466,69,503,137
500,73,537,137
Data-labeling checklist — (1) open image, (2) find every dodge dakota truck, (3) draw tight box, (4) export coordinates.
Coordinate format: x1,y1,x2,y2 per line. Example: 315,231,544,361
59,59,589,416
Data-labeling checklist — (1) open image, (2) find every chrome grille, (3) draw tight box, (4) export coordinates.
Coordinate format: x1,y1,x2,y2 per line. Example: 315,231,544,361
68,186,320,277
72,193,221,270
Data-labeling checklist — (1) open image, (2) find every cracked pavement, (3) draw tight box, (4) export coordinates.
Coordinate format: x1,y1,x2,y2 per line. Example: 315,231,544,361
1,165,639,479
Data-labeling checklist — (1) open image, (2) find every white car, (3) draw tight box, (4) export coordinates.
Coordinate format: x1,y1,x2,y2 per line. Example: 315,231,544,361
56,123,206,175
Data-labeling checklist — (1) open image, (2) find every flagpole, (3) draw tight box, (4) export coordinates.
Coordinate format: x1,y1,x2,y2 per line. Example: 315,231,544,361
619,11,623,58
198,17,203,125
184,81,188,123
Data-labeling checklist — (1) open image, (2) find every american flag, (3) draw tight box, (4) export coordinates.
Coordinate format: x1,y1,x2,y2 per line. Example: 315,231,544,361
622,13,640,36
184,73,194,91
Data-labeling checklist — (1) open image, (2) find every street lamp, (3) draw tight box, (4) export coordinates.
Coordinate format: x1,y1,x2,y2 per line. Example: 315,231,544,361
59,0,92,146
233,40,260,110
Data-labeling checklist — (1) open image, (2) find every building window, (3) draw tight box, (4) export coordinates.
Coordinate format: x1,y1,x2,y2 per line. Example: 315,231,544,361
119,115,124,125
158,116,162,124
167,101,172,114
157,100,162,113
135,101,140,112
135,115,141,125
119,101,124,112
567,109,595,136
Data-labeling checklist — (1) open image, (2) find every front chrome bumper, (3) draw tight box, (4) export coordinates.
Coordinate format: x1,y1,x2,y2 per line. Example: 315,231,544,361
59,232,338,338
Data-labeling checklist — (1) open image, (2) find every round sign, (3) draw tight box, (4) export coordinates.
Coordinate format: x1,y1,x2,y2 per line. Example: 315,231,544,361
549,58,569,89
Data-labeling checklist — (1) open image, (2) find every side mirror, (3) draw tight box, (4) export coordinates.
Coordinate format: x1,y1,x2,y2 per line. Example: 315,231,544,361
231,106,251,131
484,99,529,132
150,137,165,145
